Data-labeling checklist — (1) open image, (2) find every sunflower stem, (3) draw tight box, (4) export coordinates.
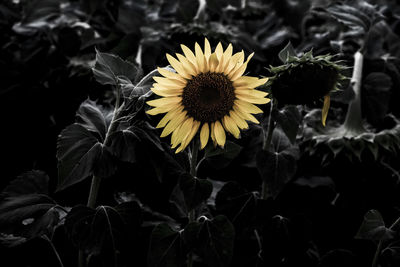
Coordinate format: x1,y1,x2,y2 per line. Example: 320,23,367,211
188,138,200,267
343,50,365,135
43,235,64,267
372,214,400,267
80,94,122,267
261,100,277,199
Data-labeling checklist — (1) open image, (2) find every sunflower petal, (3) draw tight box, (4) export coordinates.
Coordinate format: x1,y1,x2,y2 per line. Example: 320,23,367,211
200,123,210,149
176,53,198,76
166,53,192,79
195,42,206,73
223,115,240,139
204,38,212,62
146,96,182,107
234,99,263,114
234,77,268,88
215,42,223,61
157,67,186,83
236,94,271,104
180,44,197,67
156,106,183,128
233,105,260,124
153,76,186,87
322,94,330,126
214,120,226,147
235,88,269,98
229,52,254,81
208,53,219,72
229,110,249,129
174,117,194,146
180,120,201,152
218,43,232,72
210,122,216,145
160,112,187,137
151,86,183,97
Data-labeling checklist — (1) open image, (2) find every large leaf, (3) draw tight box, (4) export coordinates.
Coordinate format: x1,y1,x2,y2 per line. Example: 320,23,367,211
272,105,302,144
1,170,49,198
204,141,242,169
56,124,102,191
65,202,142,261
92,49,142,86
170,173,213,216
215,182,257,230
355,209,395,241
256,128,299,198
76,99,110,141
109,129,140,163
148,223,185,267
183,215,235,267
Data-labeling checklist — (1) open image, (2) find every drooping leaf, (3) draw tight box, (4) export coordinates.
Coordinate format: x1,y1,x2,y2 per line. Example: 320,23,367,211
148,223,185,267
183,215,235,267
65,202,142,260
172,173,213,213
272,105,302,144
76,99,110,141
278,42,296,63
92,49,142,86
56,123,102,191
205,141,242,169
1,170,49,198
215,182,257,230
355,209,395,241
108,129,140,163
256,128,299,198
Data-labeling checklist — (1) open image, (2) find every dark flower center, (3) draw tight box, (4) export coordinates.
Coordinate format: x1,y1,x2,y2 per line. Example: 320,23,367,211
182,72,235,122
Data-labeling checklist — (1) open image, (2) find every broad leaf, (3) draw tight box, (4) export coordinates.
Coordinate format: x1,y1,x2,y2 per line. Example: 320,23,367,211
1,170,49,198
272,105,302,144
92,49,142,86
215,182,257,230
109,129,140,163
355,209,395,241
183,215,235,267
76,99,109,141
256,128,299,198
56,124,102,191
65,202,142,261
170,173,213,215
205,141,242,169
148,223,185,267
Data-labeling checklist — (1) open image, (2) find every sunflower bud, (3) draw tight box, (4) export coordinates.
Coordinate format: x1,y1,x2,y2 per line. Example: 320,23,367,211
268,49,347,125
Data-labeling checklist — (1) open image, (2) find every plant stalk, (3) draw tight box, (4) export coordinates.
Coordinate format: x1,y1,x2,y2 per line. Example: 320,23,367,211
43,235,64,267
188,138,200,267
261,100,276,199
343,50,365,134
80,88,122,267
372,215,400,267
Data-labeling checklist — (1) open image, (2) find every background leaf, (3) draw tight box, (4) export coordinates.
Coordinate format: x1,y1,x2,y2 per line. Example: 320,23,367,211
355,209,395,241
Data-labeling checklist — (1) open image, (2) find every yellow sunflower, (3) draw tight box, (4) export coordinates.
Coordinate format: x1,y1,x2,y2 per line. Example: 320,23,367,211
146,38,270,153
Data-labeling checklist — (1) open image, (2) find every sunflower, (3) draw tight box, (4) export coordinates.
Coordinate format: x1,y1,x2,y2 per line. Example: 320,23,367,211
146,38,270,153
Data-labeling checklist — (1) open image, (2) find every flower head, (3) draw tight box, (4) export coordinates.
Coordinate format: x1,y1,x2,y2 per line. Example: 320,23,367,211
269,51,347,126
147,38,270,153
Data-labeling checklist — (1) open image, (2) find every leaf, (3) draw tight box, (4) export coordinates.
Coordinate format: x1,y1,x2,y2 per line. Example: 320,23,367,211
355,209,395,241
65,202,142,260
215,182,257,230
76,99,110,141
183,215,235,267
272,105,302,144
256,128,299,198
148,223,185,267
109,129,140,163
204,141,242,169
179,173,213,212
92,49,142,86
278,42,296,63
1,170,49,198
56,124,102,191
